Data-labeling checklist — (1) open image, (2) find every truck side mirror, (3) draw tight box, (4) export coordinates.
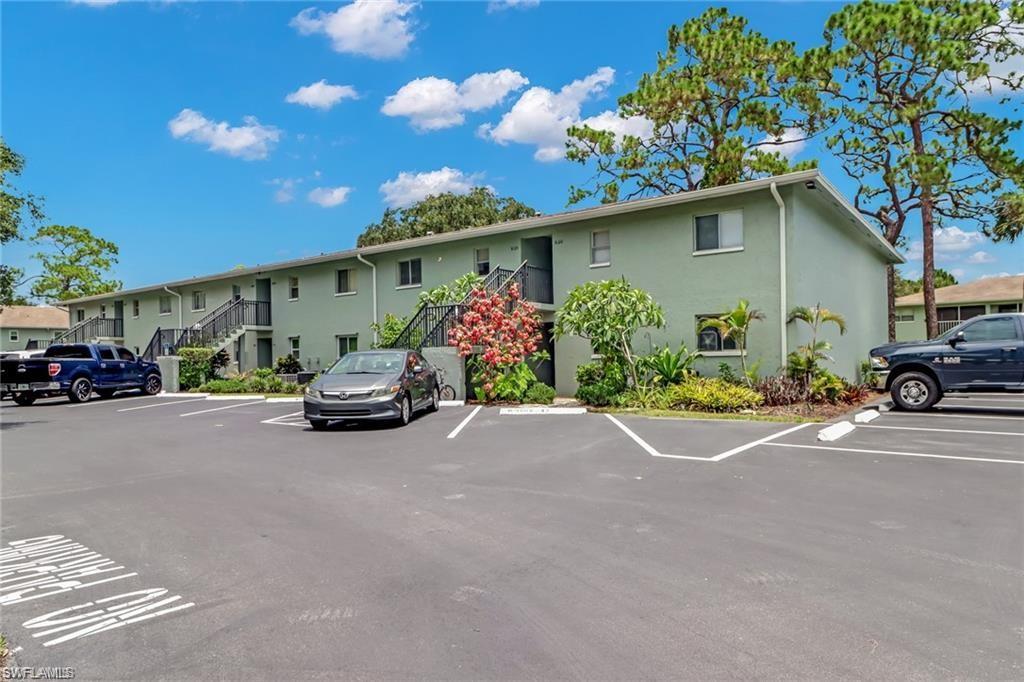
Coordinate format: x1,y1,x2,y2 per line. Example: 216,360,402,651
948,331,965,347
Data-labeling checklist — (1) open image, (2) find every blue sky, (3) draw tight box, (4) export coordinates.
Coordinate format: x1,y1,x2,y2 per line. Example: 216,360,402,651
3,0,1021,292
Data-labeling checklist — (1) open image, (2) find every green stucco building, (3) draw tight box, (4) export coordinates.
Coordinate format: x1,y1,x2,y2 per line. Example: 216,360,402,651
60,171,901,394
0,306,69,352
894,275,1024,342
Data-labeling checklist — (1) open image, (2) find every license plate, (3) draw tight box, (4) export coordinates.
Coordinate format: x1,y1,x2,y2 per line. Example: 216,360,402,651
16,384,29,391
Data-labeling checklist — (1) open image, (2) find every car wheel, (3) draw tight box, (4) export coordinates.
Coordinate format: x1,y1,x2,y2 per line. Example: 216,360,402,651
891,371,940,411
428,386,440,412
96,389,116,399
68,377,93,403
143,373,162,395
309,419,329,431
13,393,36,406
398,396,411,426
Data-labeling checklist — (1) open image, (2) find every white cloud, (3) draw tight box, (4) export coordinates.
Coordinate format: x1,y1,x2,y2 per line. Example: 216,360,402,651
966,250,997,264
381,70,528,131
759,127,807,160
577,110,654,141
379,167,483,208
949,268,967,280
479,66,616,161
285,80,359,110
307,185,353,208
290,0,418,60
71,0,119,6
904,226,986,262
488,0,540,12
168,109,281,160
269,178,300,203
979,271,1024,279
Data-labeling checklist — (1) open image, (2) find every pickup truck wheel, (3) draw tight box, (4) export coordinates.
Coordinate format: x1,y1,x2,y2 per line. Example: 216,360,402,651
143,374,162,395
69,378,93,403
891,372,940,411
13,393,36,406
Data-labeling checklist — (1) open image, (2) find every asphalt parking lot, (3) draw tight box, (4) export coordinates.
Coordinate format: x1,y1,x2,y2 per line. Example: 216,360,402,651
2,391,1022,679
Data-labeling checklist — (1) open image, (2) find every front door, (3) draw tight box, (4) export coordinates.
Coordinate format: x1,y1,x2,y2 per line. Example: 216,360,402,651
944,315,1024,386
533,323,555,387
255,278,272,325
257,338,273,369
113,301,124,320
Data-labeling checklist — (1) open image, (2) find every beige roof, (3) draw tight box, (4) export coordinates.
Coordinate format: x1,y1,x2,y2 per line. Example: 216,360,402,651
895,275,1024,306
0,305,69,329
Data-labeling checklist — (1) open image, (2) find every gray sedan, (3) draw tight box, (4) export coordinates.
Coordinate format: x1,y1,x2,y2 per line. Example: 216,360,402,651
303,349,440,430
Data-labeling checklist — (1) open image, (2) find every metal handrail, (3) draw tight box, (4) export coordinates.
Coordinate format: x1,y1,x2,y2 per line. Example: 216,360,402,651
52,316,124,344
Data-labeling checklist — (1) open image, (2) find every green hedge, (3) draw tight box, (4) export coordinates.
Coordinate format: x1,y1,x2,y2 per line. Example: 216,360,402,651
666,378,763,412
178,347,216,390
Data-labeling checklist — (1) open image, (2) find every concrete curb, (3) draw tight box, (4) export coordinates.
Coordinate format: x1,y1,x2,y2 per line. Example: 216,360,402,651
817,421,855,442
439,400,465,407
159,392,207,398
205,395,267,401
499,406,588,415
266,397,303,403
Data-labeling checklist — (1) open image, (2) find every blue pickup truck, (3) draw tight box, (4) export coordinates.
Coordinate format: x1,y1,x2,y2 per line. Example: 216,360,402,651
0,343,162,405
870,313,1024,411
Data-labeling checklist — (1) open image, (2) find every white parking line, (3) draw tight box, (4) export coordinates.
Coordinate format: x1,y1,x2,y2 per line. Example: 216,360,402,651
447,405,481,439
65,395,154,408
180,400,264,417
604,415,814,462
261,411,306,427
118,398,206,412
858,424,1024,437
885,411,1024,422
940,396,1024,404
765,442,1024,465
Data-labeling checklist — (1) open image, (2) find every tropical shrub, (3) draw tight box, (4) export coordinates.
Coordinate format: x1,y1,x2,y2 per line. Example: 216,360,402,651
523,382,556,405
667,377,763,412
370,313,409,349
787,304,847,380
698,300,765,385
753,375,810,406
809,370,846,403
638,343,701,385
574,360,627,407
178,346,215,390
554,278,665,387
274,355,303,374
618,385,673,410
418,272,484,307
199,379,248,394
449,283,543,402
486,361,538,402
197,370,300,394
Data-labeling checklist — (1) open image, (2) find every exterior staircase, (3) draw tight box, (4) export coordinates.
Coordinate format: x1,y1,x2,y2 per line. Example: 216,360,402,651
142,298,270,361
53,316,124,345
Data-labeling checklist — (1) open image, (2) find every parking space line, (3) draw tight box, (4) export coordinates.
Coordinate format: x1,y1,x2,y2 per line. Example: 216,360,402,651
118,398,207,412
261,411,305,427
447,405,481,439
604,415,814,462
940,396,1024,404
884,411,1024,422
179,400,264,417
64,395,154,408
765,442,1024,465
858,424,1023,437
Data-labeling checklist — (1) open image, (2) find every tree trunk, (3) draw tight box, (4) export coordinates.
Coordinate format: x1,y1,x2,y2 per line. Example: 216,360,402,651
886,264,896,342
910,119,938,339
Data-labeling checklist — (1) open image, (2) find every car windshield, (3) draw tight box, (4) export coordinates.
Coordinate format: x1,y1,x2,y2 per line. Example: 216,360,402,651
326,351,405,375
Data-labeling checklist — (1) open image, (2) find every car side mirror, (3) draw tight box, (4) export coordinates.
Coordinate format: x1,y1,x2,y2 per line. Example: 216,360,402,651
948,331,964,346
413,365,423,373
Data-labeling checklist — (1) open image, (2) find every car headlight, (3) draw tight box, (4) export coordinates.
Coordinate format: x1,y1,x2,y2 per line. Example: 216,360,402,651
870,356,889,369
305,385,320,398
371,384,401,398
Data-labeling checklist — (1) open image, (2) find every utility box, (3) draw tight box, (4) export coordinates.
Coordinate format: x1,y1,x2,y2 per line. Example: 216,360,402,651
156,355,180,393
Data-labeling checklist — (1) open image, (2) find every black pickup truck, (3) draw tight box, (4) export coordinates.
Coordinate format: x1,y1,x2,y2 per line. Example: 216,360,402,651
1,343,162,405
870,312,1024,410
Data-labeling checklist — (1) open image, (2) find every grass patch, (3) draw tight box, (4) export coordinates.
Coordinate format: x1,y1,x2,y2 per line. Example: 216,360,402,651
596,406,825,423
1,632,10,667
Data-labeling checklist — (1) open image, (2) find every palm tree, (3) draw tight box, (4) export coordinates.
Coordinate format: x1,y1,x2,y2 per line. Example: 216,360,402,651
787,304,847,379
698,299,765,385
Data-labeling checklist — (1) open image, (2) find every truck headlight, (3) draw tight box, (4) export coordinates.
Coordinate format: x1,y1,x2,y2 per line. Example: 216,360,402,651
870,356,889,369
371,384,401,398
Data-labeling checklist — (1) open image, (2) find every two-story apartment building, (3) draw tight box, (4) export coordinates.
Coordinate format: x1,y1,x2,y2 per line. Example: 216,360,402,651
894,275,1024,341
60,171,901,394
0,305,69,352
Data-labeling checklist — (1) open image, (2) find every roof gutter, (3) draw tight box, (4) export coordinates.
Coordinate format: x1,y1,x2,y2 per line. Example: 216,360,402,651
770,182,788,362
163,286,182,329
356,254,378,344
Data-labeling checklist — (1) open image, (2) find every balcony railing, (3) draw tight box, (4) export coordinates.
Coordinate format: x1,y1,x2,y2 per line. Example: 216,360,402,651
53,316,123,344
141,299,271,361
521,265,553,304
937,319,962,334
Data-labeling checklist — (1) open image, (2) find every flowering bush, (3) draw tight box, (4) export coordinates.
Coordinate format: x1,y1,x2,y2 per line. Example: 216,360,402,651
448,283,544,402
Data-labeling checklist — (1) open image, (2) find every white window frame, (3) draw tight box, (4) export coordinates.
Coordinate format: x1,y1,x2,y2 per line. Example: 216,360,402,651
590,230,611,268
76,309,85,322
289,336,300,360
397,258,422,289
336,334,358,358
696,315,742,356
9,330,18,342
693,210,744,255
132,299,140,319
288,276,299,301
335,268,357,297
474,248,490,276
191,290,206,313
158,295,172,316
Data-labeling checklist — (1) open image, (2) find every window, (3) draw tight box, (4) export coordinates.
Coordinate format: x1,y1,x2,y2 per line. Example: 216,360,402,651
76,309,85,322
44,345,92,359
97,346,117,361
335,268,356,295
398,258,422,287
117,347,136,362
100,304,107,319
9,330,18,342
132,300,140,318
937,306,960,322
997,303,1022,313
289,336,300,360
288,277,299,300
191,290,206,312
958,304,986,321
337,335,358,358
696,315,738,352
159,296,172,315
475,248,490,276
694,211,743,253
896,312,915,322
961,316,1019,342
590,230,610,266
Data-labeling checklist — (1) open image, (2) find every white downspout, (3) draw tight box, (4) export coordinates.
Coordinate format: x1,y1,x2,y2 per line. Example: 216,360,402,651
163,286,182,329
356,253,378,344
769,182,788,362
